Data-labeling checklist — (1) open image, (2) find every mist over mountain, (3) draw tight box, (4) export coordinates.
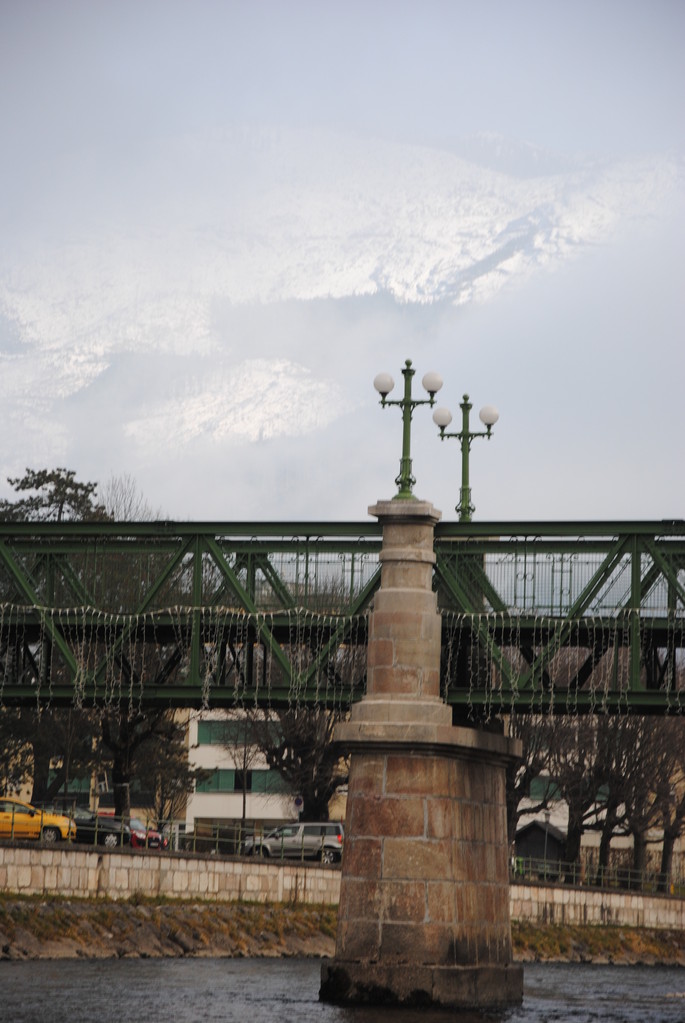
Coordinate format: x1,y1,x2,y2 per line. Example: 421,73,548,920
0,127,682,519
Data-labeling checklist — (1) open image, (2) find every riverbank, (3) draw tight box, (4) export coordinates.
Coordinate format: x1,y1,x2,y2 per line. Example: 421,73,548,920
1,895,684,965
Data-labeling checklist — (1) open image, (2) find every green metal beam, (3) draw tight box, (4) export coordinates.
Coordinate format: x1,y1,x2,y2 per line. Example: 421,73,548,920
0,541,80,678
1,521,684,712
204,536,294,684
515,537,631,692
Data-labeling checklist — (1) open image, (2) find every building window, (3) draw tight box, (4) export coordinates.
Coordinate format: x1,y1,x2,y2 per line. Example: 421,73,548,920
196,719,282,746
197,721,252,745
195,768,290,795
196,769,236,793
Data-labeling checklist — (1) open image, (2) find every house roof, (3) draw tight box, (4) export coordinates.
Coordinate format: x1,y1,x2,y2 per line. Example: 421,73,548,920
516,819,566,843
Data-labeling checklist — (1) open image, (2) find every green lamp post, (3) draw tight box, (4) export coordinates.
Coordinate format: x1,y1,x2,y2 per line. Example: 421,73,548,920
432,394,499,521
373,359,443,500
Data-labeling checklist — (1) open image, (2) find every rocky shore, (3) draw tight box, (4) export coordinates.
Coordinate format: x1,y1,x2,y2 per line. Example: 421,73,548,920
1,896,684,965
0,897,337,961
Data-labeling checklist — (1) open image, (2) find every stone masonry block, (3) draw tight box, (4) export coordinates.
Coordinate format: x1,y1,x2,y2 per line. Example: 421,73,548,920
366,637,395,668
420,613,443,641
349,794,425,838
427,881,458,924
57,865,72,889
463,764,488,803
380,518,437,550
456,802,483,843
371,608,436,637
336,917,381,960
374,589,438,614
340,837,382,878
431,964,478,1005
426,798,456,839
368,665,425,695
378,880,427,922
338,878,382,920
393,624,441,658
385,755,451,796
383,838,453,881
379,921,453,965
348,755,386,794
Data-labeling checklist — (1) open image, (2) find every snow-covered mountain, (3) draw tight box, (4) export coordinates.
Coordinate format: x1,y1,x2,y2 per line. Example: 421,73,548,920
0,128,681,497
2,128,679,343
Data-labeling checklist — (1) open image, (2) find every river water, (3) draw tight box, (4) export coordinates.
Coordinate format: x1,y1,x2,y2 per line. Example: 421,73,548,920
1,958,684,1022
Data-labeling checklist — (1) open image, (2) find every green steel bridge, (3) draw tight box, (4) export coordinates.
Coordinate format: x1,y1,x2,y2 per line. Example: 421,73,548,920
1,519,684,714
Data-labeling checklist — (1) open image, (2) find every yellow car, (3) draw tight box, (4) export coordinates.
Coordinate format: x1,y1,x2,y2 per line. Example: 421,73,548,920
0,795,76,843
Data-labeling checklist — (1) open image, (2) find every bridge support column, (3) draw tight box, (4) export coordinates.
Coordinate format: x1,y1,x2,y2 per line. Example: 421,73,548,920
320,499,523,1011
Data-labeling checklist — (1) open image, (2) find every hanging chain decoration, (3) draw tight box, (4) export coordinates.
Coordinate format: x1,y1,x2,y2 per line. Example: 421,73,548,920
0,602,370,711
0,599,683,714
439,608,685,718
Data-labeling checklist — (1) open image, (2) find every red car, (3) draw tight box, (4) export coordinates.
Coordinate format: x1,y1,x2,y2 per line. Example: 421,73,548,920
98,813,169,851
128,816,169,850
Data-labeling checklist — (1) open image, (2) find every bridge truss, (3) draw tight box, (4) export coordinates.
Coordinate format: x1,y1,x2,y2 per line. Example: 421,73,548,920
0,520,683,714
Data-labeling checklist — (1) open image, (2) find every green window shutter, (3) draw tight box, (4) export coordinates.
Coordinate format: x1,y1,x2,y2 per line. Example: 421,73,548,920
197,720,255,745
249,770,291,794
196,769,236,793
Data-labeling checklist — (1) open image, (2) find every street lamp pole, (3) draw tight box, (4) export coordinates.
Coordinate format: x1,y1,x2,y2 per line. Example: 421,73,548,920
374,359,443,499
433,394,499,521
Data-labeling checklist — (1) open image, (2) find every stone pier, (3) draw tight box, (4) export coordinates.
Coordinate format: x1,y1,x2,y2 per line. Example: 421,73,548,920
320,499,523,1011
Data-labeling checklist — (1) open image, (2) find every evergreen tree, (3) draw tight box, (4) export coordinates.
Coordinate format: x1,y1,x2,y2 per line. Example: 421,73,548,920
0,467,108,522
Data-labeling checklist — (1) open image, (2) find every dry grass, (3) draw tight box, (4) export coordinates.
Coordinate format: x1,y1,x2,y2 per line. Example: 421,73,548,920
511,920,685,964
0,893,682,965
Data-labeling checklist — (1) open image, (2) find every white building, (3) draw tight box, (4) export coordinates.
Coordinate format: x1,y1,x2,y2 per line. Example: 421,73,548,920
184,710,297,848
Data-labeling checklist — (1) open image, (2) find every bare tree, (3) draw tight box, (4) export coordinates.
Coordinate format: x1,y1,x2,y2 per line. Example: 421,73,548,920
546,716,606,880
587,717,631,884
616,716,685,888
100,707,170,818
506,713,557,843
252,706,348,822
655,719,685,890
133,711,208,828
101,473,164,521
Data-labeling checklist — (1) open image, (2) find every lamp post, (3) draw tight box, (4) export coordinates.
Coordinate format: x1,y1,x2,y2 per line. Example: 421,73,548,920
432,394,499,521
374,359,443,500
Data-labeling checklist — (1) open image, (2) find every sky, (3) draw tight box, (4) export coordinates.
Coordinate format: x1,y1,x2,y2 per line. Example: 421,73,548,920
1,0,684,523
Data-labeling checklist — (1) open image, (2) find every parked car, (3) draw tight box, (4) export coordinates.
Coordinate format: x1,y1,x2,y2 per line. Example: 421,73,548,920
242,822,344,864
97,812,169,850
128,817,169,850
0,796,76,843
72,809,131,848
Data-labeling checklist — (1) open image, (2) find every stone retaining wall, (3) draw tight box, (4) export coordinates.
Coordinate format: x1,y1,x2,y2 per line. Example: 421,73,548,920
510,881,685,930
0,843,340,906
1,844,683,930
